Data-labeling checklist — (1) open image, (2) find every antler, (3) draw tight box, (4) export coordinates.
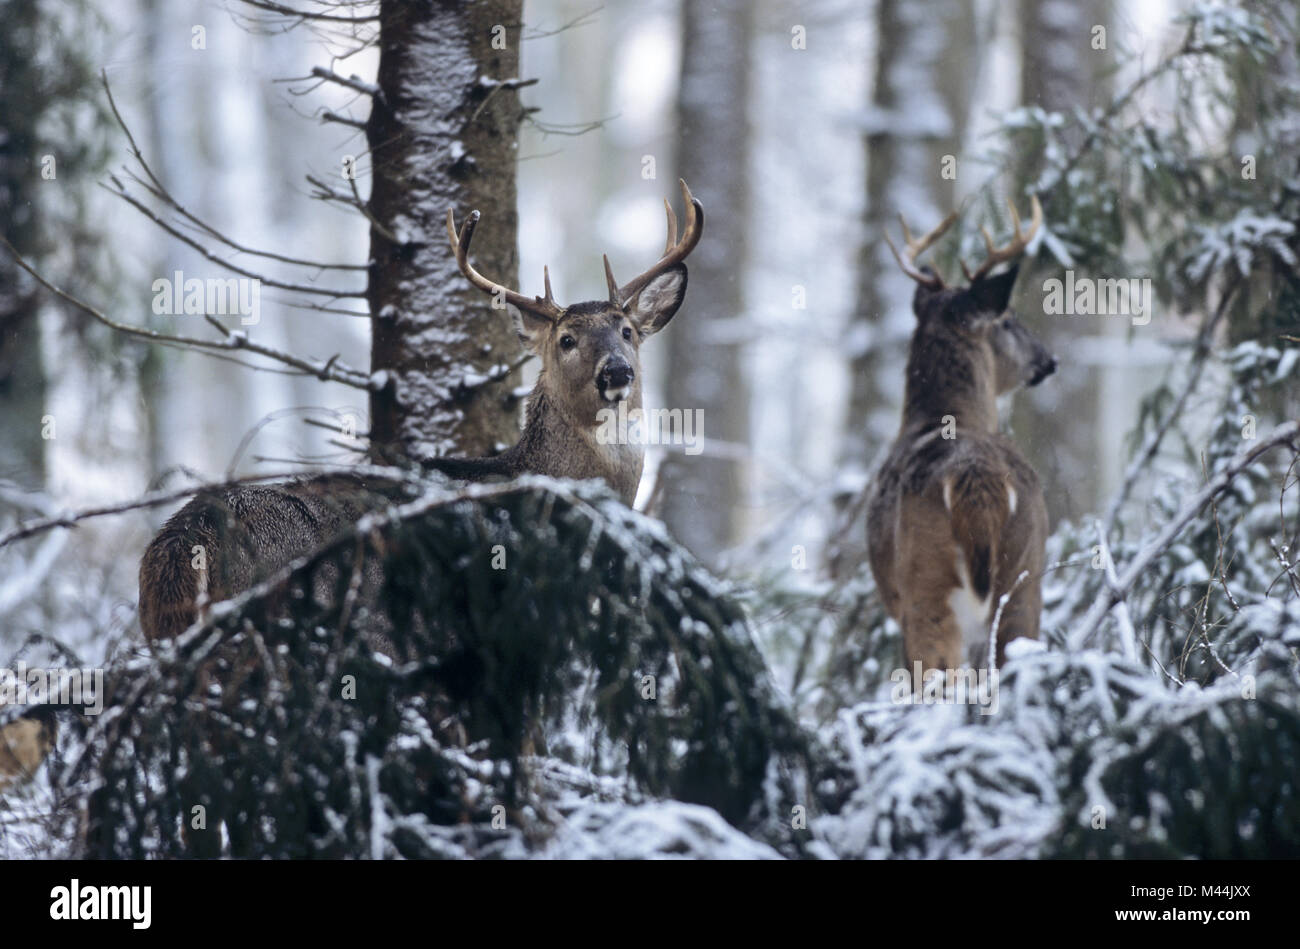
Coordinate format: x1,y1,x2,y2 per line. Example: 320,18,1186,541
883,210,959,289
604,178,704,307
961,194,1042,283
446,209,564,322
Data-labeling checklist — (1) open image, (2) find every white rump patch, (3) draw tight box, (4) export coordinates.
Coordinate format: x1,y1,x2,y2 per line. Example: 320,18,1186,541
949,546,991,662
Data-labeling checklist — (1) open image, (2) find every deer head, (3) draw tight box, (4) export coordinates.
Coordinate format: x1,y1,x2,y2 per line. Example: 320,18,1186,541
886,196,1056,403
446,179,704,426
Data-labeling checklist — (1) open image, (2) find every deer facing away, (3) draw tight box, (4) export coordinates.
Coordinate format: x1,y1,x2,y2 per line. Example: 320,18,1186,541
0,182,703,797
866,197,1056,676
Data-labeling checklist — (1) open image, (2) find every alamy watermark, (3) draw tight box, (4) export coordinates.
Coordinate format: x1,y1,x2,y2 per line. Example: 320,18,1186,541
0,662,105,716
1042,270,1152,326
152,271,261,325
890,662,999,715
595,401,704,455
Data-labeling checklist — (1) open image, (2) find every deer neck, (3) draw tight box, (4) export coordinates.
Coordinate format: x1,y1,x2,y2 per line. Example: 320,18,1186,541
519,375,645,504
900,333,999,438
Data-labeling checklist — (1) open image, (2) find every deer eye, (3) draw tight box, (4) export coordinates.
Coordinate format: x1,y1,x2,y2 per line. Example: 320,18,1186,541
560,335,577,352
622,326,633,341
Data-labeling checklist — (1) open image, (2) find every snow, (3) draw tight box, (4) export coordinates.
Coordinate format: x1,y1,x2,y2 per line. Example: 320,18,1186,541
542,801,783,860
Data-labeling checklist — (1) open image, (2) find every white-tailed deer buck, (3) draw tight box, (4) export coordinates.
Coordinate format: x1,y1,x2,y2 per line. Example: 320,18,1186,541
426,178,704,506
866,196,1056,677
139,178,703,645
0,180,704,794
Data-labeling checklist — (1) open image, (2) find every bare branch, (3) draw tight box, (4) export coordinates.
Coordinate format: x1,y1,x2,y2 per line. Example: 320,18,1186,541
101,74,366,274
0,234,378,391
523,4,602,40
310,64,382,98
321,108,367,130
236,0,379,25
0,465,418,551
101,180,365,298
457,353,534,392
306,173,403,245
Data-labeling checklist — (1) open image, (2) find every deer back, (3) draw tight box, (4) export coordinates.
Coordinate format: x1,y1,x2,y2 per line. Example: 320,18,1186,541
866,199,1055,672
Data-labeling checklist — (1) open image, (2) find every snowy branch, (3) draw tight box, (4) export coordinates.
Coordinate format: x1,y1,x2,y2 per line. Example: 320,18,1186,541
310,65,382,98
1072,421,1300,649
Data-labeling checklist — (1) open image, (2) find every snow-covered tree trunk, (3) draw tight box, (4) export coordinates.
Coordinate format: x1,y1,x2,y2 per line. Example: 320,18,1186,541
659,0,754,562
367,0,525,462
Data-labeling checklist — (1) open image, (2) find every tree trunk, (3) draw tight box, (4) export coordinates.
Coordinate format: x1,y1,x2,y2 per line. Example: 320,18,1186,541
659,0,754,564
367,0,525,462
0,0,48,492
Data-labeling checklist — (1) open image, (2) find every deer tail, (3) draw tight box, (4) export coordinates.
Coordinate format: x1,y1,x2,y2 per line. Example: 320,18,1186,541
946,469,1012,601
139,501,218,642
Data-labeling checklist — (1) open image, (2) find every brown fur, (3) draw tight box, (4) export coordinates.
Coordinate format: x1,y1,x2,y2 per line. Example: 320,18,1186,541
867,267,1055,676
0,711,56,792
425,276,688,505
1,198,700,804
137,474,406,644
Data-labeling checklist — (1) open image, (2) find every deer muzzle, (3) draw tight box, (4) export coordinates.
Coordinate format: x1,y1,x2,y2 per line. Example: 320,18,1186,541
1028,354,1058,387
598,361,635,401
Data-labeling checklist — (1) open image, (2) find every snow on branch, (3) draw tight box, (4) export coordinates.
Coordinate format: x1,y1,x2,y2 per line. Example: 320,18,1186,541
1072,420,1300,649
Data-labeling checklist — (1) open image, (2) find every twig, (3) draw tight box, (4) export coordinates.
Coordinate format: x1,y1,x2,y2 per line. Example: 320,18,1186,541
1072,421,1300,649
988,570,1031,674
0,464,419,551
1093,522,1137,660
321,108,367,130
0,234,378,391
101,75,366,273
237,0,380,24
310,65,382,99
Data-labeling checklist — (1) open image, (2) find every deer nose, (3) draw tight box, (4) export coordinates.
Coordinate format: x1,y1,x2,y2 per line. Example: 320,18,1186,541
600,362,634,390
1029,356,1057,387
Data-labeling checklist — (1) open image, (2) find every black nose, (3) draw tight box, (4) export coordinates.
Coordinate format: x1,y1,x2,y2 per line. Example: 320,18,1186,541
1029,356,1057,387
600,363,634,389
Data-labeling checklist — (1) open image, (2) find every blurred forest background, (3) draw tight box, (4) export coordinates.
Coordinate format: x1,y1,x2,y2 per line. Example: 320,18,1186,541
6,0,1273,642
1,0,1298,859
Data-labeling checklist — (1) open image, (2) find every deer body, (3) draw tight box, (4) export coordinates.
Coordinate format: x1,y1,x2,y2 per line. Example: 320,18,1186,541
136,180,703,646
2,176,705,816
866,199,1055,674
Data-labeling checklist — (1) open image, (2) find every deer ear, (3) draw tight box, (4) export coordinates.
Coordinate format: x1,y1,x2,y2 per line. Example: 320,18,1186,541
626,264,688,338
969,264,1019,316
511,306,553,352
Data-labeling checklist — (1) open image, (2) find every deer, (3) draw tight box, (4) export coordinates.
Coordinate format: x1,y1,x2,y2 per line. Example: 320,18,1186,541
865,196,1056,682
0,180,703,801
424,178,704,506
137,178,702,645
